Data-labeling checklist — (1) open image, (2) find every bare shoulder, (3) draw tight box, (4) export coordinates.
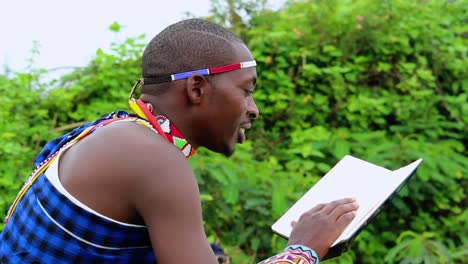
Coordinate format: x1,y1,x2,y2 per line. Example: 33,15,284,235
96,120,200,198
65,119,192,178
88,119,200,204
59,119,197,223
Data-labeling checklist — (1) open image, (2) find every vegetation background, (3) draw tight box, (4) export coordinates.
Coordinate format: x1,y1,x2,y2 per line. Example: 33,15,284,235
0,0,466,263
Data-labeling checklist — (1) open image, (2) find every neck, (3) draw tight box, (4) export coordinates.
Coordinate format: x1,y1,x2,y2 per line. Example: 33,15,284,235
140,94,200,150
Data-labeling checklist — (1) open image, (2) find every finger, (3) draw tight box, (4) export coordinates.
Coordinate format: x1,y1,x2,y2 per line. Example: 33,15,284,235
336,210,357,226
320,197,356,215
309,203,326,214
290,220,297,228
329,201,359,221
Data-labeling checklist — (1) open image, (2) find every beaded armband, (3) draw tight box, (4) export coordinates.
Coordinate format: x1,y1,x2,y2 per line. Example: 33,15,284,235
258,245,319,264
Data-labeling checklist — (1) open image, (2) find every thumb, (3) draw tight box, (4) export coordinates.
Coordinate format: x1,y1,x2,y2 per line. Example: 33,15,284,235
290,220,297,228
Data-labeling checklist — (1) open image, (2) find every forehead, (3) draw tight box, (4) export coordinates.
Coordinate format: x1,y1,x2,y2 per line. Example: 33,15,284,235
221,43,257,85
232,42,254,62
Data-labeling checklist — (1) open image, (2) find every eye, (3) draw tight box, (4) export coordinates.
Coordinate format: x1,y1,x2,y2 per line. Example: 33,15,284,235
244,89,255,96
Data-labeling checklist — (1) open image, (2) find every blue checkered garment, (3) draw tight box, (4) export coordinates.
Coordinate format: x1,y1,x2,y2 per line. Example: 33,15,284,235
0,111,157,263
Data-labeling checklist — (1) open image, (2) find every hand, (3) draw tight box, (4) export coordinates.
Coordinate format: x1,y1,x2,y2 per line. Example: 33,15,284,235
287,198,359,260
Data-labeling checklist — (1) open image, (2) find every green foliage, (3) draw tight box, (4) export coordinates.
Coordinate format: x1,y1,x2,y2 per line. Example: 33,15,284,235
384,231,452,264
206,0,467,262
1,0,466,263
0,68,55,230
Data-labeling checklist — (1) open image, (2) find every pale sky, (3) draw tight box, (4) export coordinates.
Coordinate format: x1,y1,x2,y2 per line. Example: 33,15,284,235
0,0,284,74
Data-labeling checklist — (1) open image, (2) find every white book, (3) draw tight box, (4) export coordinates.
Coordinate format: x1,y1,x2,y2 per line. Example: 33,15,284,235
271,155,423,259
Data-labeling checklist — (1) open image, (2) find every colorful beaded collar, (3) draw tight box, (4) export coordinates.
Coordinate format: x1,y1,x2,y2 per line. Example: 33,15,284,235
129,98,196,158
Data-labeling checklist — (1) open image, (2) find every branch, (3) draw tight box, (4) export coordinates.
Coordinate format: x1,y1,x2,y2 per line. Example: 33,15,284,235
50,121,88,133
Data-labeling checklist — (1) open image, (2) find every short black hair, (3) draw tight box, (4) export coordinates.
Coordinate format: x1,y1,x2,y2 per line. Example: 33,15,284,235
141,18,244,95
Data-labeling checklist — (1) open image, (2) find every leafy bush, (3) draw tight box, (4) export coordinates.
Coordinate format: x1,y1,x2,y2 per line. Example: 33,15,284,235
206,0,467,262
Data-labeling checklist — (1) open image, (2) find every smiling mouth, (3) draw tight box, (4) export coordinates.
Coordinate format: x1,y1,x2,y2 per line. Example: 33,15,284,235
237,121,252,144
238,127,246,143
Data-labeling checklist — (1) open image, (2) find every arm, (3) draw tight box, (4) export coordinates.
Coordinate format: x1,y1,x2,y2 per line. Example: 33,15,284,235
129,133,357,263
130,133,218,264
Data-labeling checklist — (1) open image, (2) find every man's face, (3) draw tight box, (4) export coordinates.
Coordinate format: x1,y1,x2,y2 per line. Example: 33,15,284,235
202,43,259,157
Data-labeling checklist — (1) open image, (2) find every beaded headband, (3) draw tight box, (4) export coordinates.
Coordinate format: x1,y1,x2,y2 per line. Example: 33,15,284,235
145,60,257,84
128,60,257,100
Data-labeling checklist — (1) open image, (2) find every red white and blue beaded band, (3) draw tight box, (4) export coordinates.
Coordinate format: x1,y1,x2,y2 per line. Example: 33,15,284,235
128,60,257,100
143,60,257,84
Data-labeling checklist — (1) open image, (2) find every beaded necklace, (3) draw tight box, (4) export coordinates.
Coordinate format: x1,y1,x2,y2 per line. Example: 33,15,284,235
128,98,196,158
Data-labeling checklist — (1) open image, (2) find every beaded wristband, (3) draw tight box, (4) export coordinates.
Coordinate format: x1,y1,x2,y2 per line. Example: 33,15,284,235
258,244,319,264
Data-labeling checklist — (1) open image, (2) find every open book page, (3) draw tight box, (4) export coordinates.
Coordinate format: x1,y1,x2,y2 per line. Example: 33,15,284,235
336,158,423,244
272,155,423,247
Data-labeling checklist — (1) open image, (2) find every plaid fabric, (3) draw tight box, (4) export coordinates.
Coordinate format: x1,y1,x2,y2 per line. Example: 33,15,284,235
0,174,155,263
0,111,156,263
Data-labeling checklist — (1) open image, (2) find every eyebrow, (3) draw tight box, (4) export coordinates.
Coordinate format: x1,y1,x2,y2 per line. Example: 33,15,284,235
142,60,257,85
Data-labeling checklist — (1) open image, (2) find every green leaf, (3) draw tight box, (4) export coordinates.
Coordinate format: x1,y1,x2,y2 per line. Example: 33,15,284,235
108,21,121,32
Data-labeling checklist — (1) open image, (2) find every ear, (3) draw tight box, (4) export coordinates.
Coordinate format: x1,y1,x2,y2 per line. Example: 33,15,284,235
185,74,210,105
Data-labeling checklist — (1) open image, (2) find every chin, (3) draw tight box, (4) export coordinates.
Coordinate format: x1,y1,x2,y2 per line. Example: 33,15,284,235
205,139,236,157
218,143,236,158
221,145,235,157
223,150,235,158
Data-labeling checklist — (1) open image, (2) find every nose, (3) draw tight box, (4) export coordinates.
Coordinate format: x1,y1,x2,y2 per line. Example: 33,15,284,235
247,97,259,119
